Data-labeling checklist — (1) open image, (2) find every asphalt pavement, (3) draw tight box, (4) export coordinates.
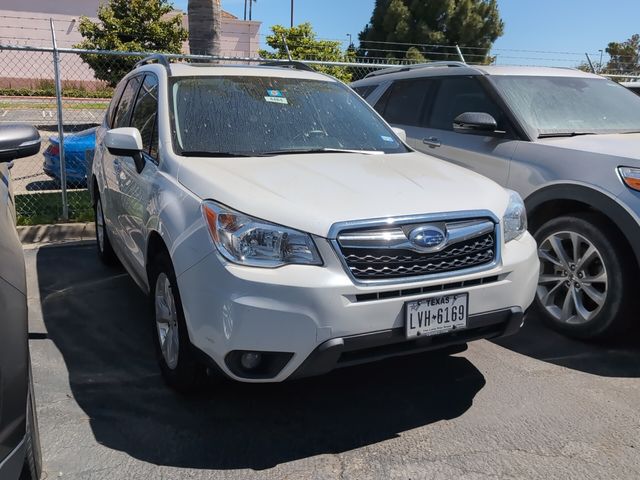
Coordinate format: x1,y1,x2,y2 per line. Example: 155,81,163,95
25,243,640,479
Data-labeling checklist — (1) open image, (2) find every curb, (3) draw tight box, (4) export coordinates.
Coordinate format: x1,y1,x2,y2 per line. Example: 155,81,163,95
18,222,95,246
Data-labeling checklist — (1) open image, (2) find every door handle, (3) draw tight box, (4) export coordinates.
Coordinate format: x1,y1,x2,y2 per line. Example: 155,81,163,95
423,137,441,148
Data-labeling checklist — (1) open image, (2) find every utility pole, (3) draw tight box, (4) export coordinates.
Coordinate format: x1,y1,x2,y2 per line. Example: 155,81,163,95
599,49,604,73
244,0,247,20
290,0,294,28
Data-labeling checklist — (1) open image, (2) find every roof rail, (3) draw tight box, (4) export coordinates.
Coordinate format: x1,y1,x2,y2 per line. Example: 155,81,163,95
363,61,468,79
259,60,316,72
135,54,172,73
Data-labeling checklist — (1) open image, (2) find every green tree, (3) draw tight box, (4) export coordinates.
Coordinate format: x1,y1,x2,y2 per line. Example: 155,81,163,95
76,0,187,86
605,34,640,75
259,23,355,82
358,0,504,63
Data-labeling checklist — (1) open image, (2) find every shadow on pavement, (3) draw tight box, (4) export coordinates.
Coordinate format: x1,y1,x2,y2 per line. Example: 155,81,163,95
36,243,485,471
494,310,640,378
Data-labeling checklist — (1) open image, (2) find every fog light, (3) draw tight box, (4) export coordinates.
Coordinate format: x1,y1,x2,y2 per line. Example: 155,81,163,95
240,352,262,370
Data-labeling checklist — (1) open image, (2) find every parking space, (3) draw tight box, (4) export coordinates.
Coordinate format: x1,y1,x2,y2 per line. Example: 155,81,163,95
25,242,640,479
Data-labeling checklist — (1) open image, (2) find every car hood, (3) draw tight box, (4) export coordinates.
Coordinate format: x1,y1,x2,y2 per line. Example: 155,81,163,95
50,127,97,149
537,133,640,161
177,151,509,237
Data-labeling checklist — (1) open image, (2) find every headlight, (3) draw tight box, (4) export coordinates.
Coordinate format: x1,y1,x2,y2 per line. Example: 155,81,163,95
201,200,322,267
503,189,527,242
618,166,640,191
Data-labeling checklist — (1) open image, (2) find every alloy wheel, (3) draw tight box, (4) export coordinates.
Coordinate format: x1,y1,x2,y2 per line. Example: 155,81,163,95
155,272,180,369
536,231,608,325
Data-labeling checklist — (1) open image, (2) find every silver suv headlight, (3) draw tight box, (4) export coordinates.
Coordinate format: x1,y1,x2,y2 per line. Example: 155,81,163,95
502,190,527,242
201,200,322,267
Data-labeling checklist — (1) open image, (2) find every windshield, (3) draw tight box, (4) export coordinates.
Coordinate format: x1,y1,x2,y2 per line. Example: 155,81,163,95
491,76,640,136
170,76,407,155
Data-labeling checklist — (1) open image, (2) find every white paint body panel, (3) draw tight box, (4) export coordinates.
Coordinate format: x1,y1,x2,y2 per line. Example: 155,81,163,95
93,63,539,383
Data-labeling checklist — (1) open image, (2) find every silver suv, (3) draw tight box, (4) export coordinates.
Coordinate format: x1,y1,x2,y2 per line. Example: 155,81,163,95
353,63,640,340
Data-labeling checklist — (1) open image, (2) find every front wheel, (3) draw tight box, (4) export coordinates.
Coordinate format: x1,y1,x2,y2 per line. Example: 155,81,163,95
150,251,207,392
533,213,633,339
94,193,118,266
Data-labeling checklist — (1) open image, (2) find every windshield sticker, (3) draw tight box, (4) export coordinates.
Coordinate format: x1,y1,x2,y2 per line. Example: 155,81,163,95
267,89,284,97
381,135,395,142
265,96,289,104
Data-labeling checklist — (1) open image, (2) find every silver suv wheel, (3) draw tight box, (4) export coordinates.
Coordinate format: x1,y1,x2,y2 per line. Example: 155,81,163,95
537,230,608,325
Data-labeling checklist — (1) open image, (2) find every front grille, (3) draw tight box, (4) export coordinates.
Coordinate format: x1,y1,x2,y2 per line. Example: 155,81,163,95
336,222,497,281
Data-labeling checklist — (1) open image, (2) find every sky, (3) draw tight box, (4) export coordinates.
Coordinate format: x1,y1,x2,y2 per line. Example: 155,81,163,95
172,0,640,66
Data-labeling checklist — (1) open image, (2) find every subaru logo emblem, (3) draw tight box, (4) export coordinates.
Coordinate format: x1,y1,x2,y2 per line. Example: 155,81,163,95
408,226,447,252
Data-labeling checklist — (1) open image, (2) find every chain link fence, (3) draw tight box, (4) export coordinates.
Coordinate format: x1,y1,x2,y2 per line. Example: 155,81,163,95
0,43,399,225
1,42,639,225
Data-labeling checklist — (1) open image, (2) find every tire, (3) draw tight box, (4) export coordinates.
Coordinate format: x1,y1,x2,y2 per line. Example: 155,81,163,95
94,193,118,266
20,369,42,480
533,212,634,340
149,250,207,392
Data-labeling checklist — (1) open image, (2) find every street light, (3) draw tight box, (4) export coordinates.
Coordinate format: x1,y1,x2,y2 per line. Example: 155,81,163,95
347,33,353,47
599,49,604,73
290,0,294,28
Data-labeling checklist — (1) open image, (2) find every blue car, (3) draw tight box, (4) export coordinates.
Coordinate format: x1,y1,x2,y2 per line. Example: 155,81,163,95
43,127,97,186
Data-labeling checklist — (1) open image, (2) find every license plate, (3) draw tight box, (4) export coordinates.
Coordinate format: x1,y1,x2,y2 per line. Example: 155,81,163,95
405,293,468,338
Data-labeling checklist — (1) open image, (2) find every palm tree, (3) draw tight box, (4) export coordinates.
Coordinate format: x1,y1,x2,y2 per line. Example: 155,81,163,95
187,0,221,56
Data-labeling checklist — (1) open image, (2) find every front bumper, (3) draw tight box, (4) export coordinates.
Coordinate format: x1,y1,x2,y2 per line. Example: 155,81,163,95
289,307,523,380
177,232,538,383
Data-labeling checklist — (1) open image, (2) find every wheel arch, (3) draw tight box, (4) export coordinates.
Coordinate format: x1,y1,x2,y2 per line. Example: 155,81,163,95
90,174,99,207
525,183,640,271
146,230,170,283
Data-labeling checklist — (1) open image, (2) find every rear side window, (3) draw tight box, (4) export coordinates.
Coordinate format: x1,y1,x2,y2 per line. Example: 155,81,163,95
379,78,433,127
352,84,378,98
113,76,142,129
429,76,504,131
130,74,159,159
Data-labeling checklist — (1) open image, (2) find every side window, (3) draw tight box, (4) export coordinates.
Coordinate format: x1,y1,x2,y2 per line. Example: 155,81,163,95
130,74,159,160
380,78,433,127
113,76,142,129
352,84,378,98
106,79,127,128
429,77,505,131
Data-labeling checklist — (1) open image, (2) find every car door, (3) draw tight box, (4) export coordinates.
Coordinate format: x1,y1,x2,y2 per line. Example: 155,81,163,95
395,75,517,186
116,73,160,280
101,75,143,255
371,77,435,152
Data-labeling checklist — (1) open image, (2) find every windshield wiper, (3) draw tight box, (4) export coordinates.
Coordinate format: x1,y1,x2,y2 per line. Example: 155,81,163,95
261,148,382,155
179,151,260,157
538,132,598,139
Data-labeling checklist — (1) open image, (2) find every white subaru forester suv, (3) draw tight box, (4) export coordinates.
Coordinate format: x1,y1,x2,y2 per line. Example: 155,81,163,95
91,55,538,391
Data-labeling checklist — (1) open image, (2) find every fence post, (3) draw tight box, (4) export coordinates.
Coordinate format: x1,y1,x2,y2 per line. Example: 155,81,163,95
455,44,466,64
50,19,69,221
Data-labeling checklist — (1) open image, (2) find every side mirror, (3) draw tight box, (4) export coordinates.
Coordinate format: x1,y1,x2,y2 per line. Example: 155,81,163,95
391,127,407,142
105,127,146,173
0,124,41,163
453,112,498,134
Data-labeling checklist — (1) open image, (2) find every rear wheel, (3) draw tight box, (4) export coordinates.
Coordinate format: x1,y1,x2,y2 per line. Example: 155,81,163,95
150,251,207,392
20,369,41,480
94,193,117,266
534,213,633,339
